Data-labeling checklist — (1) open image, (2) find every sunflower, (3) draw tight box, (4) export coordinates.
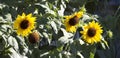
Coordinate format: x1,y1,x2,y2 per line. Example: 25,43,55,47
64,10,84,33
80,21,103,44
28,30,40,43
13,13,36,37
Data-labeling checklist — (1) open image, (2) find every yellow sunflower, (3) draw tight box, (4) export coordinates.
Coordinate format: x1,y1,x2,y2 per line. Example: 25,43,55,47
64,10,84,33
80,21,103,44
13,13,36,37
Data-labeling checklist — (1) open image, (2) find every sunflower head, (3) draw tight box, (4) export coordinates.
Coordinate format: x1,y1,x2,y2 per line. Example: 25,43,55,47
13,13,36,37
80,21,103,44
28,30,40,44
64,10,84,33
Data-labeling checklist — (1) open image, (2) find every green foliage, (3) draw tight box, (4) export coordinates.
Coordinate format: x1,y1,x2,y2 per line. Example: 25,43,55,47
0,0,117,58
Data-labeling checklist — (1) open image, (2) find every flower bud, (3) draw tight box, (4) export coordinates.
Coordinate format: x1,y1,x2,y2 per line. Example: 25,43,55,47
107,30,113,38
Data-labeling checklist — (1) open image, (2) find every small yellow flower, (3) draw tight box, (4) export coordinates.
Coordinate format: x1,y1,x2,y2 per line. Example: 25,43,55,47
64,10,84,33
13,13,36,37
80,21,103,44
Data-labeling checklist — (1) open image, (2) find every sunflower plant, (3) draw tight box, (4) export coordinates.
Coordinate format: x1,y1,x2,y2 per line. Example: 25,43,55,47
0,0,114,58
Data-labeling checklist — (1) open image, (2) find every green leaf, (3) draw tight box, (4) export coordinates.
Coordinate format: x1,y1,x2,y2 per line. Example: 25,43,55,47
100,39,109,49
40,3,56,16
103,40,109,49
8,36,19,51
90,52,94,58
50,21,58,34
77,51,84,58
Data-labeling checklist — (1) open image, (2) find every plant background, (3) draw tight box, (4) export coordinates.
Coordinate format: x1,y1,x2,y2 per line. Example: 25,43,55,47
0,0,120,58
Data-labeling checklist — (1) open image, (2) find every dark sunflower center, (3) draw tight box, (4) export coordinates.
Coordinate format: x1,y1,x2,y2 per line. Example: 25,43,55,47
87,28,96,37
20,20,29,29
69,16,79,26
